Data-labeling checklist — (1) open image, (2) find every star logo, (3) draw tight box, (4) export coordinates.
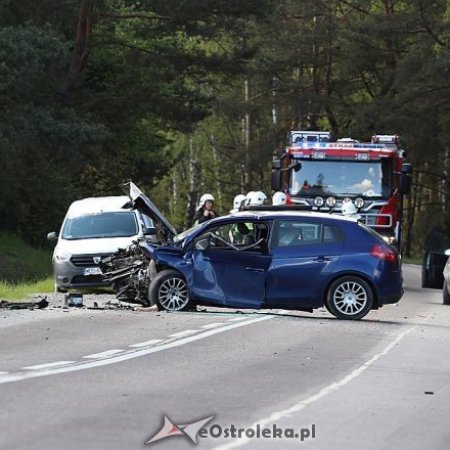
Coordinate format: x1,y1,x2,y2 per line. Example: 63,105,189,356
145,414,215,445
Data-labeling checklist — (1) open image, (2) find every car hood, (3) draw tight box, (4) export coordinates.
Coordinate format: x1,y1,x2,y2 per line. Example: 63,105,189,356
129,182,177,240
55,236,138,255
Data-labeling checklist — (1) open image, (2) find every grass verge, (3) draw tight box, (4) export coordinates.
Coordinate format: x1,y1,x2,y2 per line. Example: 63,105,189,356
0,231,52,283
0,277,54,300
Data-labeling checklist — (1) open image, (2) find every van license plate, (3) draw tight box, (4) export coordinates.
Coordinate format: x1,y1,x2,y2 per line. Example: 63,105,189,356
84,267,103,276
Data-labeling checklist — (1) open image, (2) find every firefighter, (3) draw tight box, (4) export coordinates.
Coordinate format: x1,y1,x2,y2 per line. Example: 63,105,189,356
272,191,287,206
193,193,216,225
230,194,247,214
342,201,361,219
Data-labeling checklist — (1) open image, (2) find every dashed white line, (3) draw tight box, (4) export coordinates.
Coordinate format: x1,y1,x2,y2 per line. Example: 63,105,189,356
0,371,9,375
83,349,125,359
169,329,199,338
0,315,273,384
200,323,222,329
23,361,75,370
128,339,163,348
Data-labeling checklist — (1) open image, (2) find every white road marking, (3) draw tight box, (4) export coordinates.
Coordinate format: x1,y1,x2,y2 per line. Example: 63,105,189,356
228,316,249,321
169,329,199,338
214,324,417,450
23,361,75,370
128,339,163,348
0,372,9,375
0,315,273,384
83,349,125,359
200,323,222,329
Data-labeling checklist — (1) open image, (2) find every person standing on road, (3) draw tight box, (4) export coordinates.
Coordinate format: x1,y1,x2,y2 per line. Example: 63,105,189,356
193,193,217,225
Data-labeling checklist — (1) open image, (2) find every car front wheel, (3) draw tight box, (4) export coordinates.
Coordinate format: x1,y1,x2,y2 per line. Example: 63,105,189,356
443,280,450,305
326,276,373,320
149,270,191,311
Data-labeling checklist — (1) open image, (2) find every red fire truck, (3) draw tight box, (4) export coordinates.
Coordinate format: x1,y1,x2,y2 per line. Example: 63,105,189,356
271,131,412,251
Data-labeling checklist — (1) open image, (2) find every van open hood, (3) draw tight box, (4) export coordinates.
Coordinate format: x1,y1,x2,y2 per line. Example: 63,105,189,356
128,182,177,240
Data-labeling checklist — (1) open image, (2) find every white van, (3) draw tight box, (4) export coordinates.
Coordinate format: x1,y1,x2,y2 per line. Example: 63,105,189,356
47,196,154,292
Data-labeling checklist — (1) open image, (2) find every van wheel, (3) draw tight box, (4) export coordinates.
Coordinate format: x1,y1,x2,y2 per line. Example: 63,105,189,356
149,270,191,311
326,276,373,320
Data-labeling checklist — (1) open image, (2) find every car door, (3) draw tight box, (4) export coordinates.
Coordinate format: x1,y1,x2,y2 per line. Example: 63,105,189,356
190,220,272,308
266,219,343,309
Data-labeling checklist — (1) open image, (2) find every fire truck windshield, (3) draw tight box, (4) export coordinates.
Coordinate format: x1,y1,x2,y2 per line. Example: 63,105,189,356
289,160,391,198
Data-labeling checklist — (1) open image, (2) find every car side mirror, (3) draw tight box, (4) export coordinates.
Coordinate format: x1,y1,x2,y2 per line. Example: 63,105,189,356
399,163,413,195
195,237,210,251
271,168,281,191
47,232,58,242
144,227,156,236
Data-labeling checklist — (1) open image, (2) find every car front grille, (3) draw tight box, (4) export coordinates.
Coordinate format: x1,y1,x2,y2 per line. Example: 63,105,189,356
70,254,111,267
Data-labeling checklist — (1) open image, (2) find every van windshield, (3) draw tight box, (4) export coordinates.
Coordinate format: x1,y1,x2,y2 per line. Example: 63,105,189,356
61,212,138,240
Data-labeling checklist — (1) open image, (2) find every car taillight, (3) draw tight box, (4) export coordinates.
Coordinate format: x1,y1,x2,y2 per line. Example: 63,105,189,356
370,244,398,263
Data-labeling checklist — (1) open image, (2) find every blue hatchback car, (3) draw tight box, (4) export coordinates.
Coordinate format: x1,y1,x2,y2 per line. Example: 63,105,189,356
130,184,403,320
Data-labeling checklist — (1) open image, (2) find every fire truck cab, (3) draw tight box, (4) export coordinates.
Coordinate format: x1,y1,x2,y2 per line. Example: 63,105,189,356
272,131,412,250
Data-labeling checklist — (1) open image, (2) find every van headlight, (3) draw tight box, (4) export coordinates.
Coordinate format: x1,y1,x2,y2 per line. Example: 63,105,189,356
54,251,71,262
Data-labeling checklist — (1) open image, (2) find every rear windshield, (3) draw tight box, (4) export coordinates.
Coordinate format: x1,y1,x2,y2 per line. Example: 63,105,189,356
61,211,138,240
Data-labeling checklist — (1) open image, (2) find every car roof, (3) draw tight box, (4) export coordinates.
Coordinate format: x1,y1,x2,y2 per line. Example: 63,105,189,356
225,210,357,223
66,196,132,219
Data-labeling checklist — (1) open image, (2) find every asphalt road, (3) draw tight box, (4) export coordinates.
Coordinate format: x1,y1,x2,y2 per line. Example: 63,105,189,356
0,264,449,450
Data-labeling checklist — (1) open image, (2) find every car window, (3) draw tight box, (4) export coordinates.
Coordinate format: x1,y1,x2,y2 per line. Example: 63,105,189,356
196,221,269,250
273,220,341,248
140,213,154,230
61,211,138,239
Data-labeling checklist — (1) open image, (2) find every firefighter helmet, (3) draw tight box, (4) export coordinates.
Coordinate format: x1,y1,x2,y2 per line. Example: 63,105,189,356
342,201,359,218
272,191,287,206
246,191,267,206
230,194,246,213
198,193,215,209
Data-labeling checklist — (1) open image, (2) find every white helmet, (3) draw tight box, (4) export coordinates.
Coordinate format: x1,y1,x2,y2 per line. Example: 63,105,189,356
272,191,287,206
246,190,267,206
198,193,214,209
342,201,359,217
230,194,246,213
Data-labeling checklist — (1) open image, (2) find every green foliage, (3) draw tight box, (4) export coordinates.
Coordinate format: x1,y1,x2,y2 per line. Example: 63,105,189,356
0,232,52,283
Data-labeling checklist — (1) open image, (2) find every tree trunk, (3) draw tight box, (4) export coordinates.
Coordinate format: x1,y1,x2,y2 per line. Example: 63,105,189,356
60,0,95,102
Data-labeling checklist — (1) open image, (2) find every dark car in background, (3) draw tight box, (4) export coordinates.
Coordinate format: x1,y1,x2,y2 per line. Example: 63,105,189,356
421,228,450,289
128,184,404,320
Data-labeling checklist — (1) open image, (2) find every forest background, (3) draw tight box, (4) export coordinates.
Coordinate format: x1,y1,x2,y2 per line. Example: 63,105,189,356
2,0,450,259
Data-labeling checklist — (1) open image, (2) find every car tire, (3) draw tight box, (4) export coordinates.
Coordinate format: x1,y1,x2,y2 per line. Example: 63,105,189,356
148,270,191,312
326,276,373,320
443,280,450,305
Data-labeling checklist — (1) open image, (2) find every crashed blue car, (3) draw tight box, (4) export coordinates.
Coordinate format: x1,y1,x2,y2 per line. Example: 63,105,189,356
113,183,403,320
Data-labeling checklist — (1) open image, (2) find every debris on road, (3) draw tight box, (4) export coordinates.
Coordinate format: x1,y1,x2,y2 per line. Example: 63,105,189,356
0,296,49,310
